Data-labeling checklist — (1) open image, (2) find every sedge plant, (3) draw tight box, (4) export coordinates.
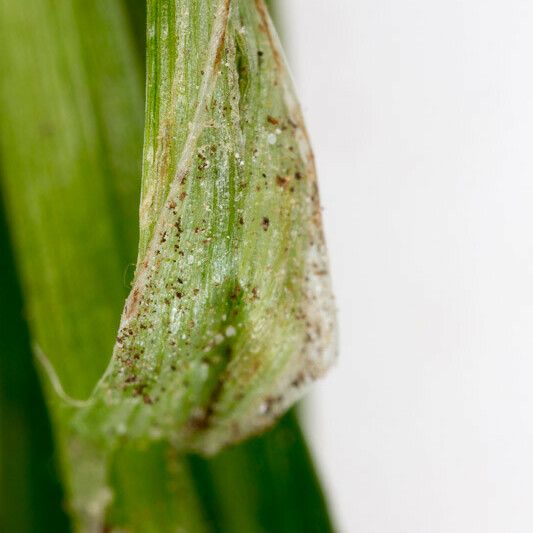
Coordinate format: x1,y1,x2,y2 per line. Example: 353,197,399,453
0,1,337,531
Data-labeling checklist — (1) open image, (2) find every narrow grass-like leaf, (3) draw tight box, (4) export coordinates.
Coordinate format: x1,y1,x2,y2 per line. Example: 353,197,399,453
190,410,335,533
0,195,69,533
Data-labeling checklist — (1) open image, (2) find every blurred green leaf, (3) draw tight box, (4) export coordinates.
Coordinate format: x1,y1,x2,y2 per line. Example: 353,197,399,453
191,410,334,533
0,193,69,532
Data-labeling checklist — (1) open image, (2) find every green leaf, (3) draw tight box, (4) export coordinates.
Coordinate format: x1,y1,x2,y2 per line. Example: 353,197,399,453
0,193,69,533
190,410,335,533
0,0,143,398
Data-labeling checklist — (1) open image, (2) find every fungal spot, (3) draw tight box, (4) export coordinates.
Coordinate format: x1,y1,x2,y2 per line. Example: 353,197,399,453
291,372,306,388
229,284,242,301
276,175,289,188
143,394,153,405
261,217,270,231
188,408,209,431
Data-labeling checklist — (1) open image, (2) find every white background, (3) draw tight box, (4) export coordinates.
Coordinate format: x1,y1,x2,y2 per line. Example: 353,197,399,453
280,1,533,532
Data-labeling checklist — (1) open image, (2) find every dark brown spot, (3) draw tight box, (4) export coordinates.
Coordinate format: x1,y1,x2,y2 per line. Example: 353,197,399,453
229,284,242,301
187,409,209,431
291,372,306,388
143,394,153,405
276,175,289,188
